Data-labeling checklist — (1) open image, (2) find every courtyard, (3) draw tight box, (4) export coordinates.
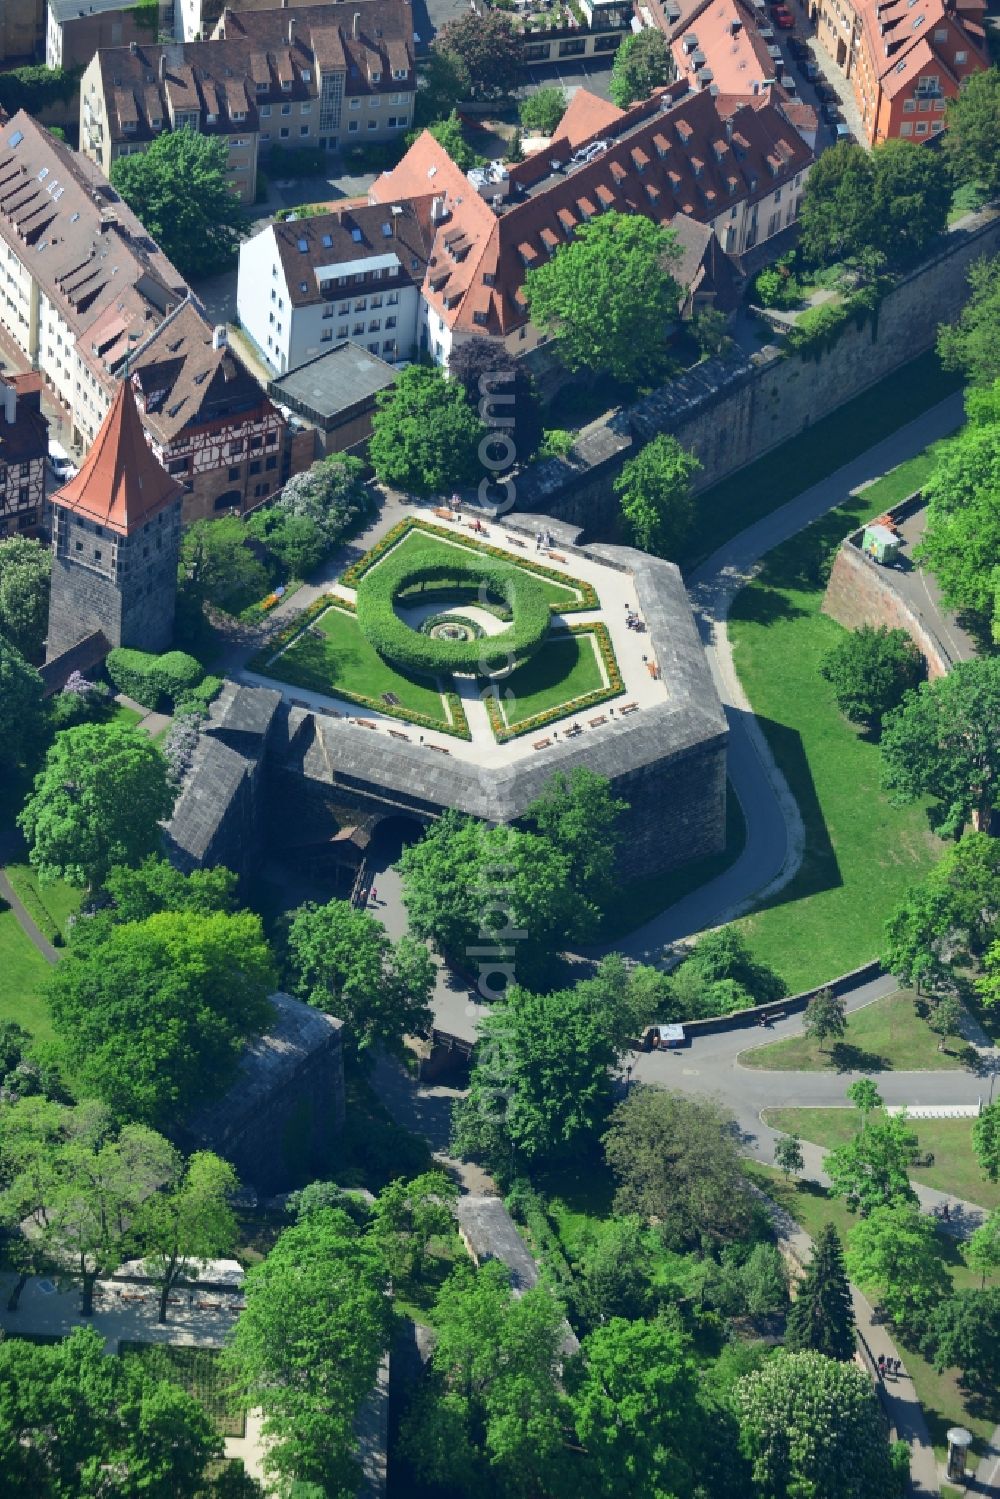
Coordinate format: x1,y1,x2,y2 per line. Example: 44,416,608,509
246,515,662,761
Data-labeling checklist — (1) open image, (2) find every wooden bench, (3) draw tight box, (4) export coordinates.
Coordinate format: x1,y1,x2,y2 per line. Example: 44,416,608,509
433,507,455,520
351,717,377,729
546,551,566,564
388,729,410,741
533,738,553,750
646,661,660,679
620,701,639,716
588,714,607,728
428,743,451,755
507,534,526,547
564,723,583,738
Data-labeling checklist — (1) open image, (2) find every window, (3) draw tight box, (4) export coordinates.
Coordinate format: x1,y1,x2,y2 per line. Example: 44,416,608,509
933,97,945,111
249,460,262,475
919,98,931,110
915,121,928,133
385,315,397,329
383,340,396,355
370,71,381,82
321,329,334,342
322,306,334,319
349,98,361,109
281,102,292,116
265,455,277,470
903,98,916,111
300,102,312,114
368,341,380,353
337,324,348,337
370,96,381,108
282,79,292,91
353,322,364,335
300,125,310,136
900,120,914,134
387,291,399,305
338,301,350,314
370,294,382,308
367,119,377,130
348,120,359,133
393,68,407,80
354,298,367,312
261,105,271,117
280,127,290,139
302,68,312,81
228,466,240,481
934,26,946,38
955,49,967,62
368,318,381,331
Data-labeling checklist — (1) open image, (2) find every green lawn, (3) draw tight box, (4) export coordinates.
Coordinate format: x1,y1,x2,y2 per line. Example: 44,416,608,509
382,527,584,611
746,1162,1000,1465
105,702,144,729
678,349,961,572
264,605,452,723
600,785,747,941
728,492,944,992
741,990,966,1073
762,1107,1000,1212
119,1344,245,1438
4,863,81,946
0,904,54,1039
500,632,604,726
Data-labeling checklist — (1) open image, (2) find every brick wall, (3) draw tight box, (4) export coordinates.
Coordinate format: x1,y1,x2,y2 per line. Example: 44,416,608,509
514,210,1000,534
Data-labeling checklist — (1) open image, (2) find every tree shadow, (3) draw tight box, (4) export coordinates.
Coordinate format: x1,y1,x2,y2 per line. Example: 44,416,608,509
729,585,806,629
733,713,843,913
827,1041,890,1073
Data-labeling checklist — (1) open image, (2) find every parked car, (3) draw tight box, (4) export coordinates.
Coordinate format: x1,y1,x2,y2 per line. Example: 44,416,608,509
772,6,795,25
814,81,836,102
48,441,77,484
835,122,855,143
821,102,842,124
788,36,810,58
642,1024,686,1051
803,59,819,79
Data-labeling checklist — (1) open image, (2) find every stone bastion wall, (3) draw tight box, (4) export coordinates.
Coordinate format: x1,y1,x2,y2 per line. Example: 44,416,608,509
513,209,1000,534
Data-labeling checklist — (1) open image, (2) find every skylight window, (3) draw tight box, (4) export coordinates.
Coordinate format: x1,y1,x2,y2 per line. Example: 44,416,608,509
321,233,333,247
351,227,362,242
38,167,49,180
8,131,23,148
382,223,392,236
70,211,80,222
300,280,308,292
297,237,308,251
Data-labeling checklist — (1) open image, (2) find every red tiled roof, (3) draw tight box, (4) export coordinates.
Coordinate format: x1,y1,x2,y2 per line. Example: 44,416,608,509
52,379,180,535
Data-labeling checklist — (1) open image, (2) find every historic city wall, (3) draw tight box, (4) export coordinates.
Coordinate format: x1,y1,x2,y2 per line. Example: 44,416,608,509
515,210,1000,535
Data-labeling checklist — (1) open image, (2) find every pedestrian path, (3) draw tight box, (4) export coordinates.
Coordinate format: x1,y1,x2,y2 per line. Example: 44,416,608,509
0,866,58,965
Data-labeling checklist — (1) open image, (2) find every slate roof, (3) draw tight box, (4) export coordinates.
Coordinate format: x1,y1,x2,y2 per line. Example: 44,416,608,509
369,82,810,338
270,341,398,421
855,0,986,96
0,376,48,467
456,1196,539,1293
270,196,434,310
185,991,343,1145
51,378,181,534
218,1,415,96
128,299,268,446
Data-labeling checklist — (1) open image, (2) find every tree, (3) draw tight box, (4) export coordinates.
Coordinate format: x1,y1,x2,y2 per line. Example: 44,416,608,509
774,1132,804,1180
110,128,247,280
965,1206,1000,1289
826,1110,919,1216
0,1100,177,1315
663,927,788,1020
880,656,1000,835
924,1287,1000,1389
820,624,923,732
927,992,964,1052
603,1087,753,1249
524,212,683,385
179,515,272,614
938,255,1000,388
18,721,174,889
0,636,45,769
400,1260,568,1497
868,138,951,268
737,1350,896,1499
46,909,275,1128
574,1213,656,1323
803,986,847,1051
286,898,434,1059
519,85,567,136
846,1077,884,1121
882,832,1000,995
398,810,590,991
0,1325,223,1496
785,1223,856,1360
613,433,701,559
437,11,520,98
567,1315,699,1496
609,29,674,108
369,1170,457,1282
691,305,733,359
447,335,543,460
845,1201,949,1326
133,1150,239,1323
800,139,949,271
979,937,1000,1008
943,67,1000,199
0,535,50,659
972,1100,1000,1182
420,110,481,171
413,47,472,128
225,1208,392,1495
523,767,627,910
368,364,484,496
453,956,638,1169
917,420,1000,640
104,854,238,924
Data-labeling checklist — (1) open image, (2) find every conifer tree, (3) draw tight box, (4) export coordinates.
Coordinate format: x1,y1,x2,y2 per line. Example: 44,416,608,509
785,1223,856,1361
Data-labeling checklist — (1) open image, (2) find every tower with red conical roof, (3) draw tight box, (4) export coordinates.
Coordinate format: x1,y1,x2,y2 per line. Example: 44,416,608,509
46,379,183,662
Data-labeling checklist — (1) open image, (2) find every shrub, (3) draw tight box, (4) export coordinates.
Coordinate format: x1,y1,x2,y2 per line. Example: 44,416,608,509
538,428,575,461
175,674,224,717
106,648,202,711
356,545,551,676
754,263,801,309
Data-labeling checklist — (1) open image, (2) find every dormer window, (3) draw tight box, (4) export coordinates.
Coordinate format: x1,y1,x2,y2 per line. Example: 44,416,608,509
281,79,292,91
151,116,162,129
232,109,246,122
393,68,407,79
370,70,381,82
256,80,268,93
206,112,218,123
302,68,312,81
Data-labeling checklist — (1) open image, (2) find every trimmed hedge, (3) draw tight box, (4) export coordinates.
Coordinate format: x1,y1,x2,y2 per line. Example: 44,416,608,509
356,545,551,676
482,623,625,743
106,648,202,710
341,517,600,612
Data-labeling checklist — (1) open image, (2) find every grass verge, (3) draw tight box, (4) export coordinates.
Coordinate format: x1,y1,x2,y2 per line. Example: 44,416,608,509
0,902,53,1037
4,863,81,946
678,348,961,571
728,490,944,991
740,990,965,1073
761,1107,1000,1212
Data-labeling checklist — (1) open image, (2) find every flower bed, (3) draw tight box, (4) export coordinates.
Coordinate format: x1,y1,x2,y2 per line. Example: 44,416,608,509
482,623,624,742
356,544,551,676
341,517,599,611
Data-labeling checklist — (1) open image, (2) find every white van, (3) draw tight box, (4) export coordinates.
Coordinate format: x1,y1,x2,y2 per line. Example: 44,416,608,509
48,439,77,483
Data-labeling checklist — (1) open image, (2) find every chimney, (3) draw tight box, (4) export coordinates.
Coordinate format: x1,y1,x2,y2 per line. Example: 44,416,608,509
158,52,166,81
288,16,296,42
2,381,14,426
730,17,741,33
431,194,447,221
130,40,138,53
353,10,361,37
212,325,228,350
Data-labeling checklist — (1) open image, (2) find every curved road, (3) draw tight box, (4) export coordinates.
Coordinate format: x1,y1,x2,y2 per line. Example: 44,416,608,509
613,389,965,965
